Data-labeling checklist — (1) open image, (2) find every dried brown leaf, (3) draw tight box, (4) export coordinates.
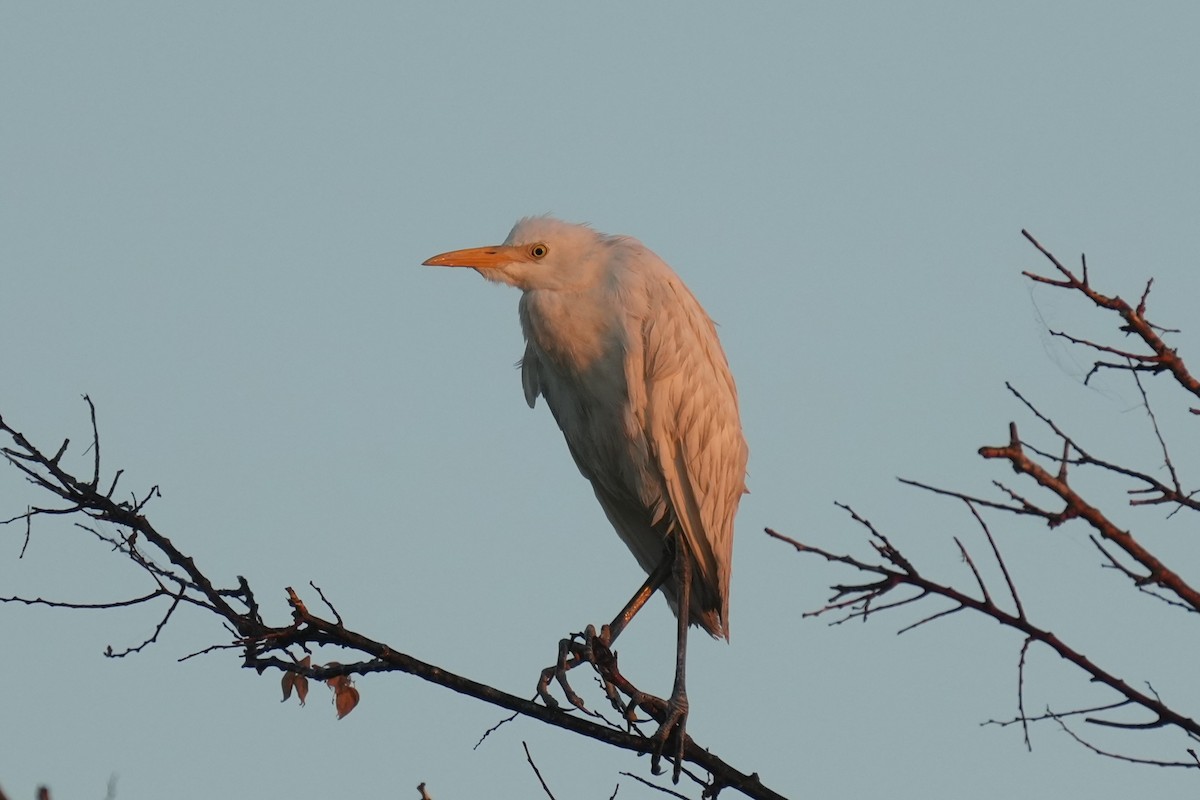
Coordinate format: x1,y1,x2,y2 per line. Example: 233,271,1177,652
281,672,296,702
281,657,312,705
294,675,309,705
328,675,360,719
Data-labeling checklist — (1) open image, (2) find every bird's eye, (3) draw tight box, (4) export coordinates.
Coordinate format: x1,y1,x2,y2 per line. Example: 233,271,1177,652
529,243,549,259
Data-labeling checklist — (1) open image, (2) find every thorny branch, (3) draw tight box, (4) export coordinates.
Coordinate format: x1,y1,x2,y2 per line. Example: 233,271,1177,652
770,232,1200,769
0,402,783,800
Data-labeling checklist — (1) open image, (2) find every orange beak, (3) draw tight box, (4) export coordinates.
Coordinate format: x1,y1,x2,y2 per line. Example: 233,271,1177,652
422,244,528,269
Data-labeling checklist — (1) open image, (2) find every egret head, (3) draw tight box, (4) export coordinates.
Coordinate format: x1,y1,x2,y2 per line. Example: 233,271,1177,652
423,216,612,291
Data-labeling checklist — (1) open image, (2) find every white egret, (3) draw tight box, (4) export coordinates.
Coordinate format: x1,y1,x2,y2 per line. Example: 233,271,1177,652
423,216,748,779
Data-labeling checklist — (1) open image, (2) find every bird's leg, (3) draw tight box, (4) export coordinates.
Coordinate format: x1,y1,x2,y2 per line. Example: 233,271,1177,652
650,533,691,783
536,547,674,710
599,550,674,646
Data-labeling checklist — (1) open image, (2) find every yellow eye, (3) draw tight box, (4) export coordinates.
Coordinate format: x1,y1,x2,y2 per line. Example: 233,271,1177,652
529,243,549,259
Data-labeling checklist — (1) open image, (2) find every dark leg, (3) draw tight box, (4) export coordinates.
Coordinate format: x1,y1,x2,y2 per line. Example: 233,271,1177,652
651,533,691,782
537,544,675,708
601,549,675,645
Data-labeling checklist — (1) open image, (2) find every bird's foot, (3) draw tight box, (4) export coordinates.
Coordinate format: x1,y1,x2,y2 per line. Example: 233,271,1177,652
536,624,601,711
649,691,689,784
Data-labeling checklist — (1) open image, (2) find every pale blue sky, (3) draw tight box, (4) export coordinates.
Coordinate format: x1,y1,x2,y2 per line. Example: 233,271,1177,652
3,3,1200,798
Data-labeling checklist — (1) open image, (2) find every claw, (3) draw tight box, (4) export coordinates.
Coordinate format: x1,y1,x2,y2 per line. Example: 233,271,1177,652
537,626,600,711
535,665,561,709
649,692,689,782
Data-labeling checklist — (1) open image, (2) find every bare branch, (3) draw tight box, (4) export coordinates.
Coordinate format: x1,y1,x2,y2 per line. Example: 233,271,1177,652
953,536,992,606
619,771,692,799
977,416,1200,611
965,500,1024,619
0,400,788,800
1021,229,1200,400
786,232,1200,770
523,741,559,800
106,591,184,658
0,589,168,611
84,394,101,488
768,501,1200,752
1054,717,1197,768
984,699,1134,729
1016,637,1032,751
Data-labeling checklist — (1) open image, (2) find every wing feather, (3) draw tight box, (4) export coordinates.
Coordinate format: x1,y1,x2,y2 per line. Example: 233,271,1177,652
520,343,541,409
636,273,747,638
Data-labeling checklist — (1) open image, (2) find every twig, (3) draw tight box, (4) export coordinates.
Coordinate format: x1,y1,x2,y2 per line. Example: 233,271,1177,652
475,710,521,750
523,741,558,800
1054,717,1197,768
619,771,692,799
768,505,1200,750
1016,637,1032,751
1021,229,1200,400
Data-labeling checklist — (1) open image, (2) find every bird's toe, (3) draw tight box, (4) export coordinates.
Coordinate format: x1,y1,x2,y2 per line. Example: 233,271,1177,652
649,693,689,783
